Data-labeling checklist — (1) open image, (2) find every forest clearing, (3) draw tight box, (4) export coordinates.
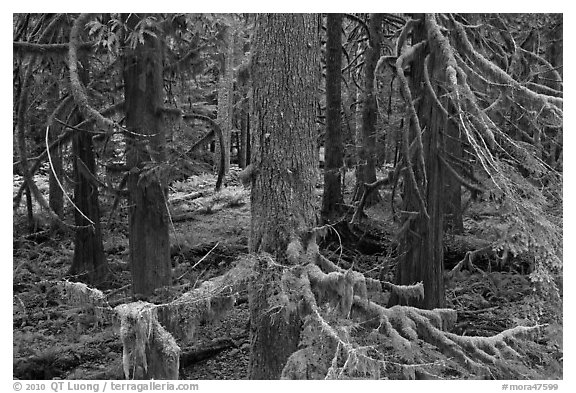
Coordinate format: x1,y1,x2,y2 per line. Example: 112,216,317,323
12,13,563,382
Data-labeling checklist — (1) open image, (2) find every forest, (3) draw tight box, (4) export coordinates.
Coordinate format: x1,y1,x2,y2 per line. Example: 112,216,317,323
12,13,563,381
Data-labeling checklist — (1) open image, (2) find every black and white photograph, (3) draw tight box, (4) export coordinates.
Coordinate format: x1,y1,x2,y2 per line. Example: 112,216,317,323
10,9,566,387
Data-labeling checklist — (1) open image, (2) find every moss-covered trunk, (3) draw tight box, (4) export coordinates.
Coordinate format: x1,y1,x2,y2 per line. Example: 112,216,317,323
353,13,383,205
248,13,319,379
70,123,107,284
123,14,171,297
69,47,106,285
394,16,445,309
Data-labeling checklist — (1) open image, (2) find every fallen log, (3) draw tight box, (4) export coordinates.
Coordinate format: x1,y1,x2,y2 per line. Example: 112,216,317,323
179,335,247,368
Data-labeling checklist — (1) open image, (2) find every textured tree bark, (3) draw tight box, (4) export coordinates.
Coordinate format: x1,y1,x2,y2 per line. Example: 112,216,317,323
69,43,107,285
69,120,107,284
353,13,383,205
393,16,445,309
249,13,319,379
321,13,344,220
123,13,171,297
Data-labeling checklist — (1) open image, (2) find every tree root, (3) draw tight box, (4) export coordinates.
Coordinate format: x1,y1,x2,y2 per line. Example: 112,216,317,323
279,238,545,379
61,236,545,380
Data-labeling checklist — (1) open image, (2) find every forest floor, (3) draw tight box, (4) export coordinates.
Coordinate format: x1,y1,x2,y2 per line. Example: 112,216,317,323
12,166,563,380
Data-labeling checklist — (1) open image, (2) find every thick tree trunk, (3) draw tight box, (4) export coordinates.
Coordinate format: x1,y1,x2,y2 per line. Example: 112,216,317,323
353,13,383,205
394,16,445,309
249,13,319,379
69,46,106,285
321,14,344,220
123,14,171,297
69,116,107,284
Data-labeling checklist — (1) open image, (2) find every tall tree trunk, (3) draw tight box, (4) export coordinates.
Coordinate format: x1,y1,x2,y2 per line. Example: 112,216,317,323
68,37,106,285
393,16,445,309
69,114,107,284
249,13,319,379
123,14,171,298
321,13,344,220
353,13,383,205
214,24,234,176
47,81,64,218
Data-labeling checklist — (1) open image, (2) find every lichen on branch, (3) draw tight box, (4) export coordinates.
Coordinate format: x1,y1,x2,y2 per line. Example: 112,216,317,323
68,13,117,133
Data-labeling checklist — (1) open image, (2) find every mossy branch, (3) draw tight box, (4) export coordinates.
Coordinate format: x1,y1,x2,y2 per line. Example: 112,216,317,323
423,54,449,118
355,295,543,377
396,18,420,57
518,47,562,91
61,234,550,380
396,42,429,220
68,13,117,133
452,17,562,113
15,17,86,232
524,81,563,98
457,68,497,149
439,154,486,194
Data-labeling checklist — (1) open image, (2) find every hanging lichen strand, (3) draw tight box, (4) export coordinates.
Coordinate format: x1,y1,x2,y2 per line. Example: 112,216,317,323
62,225,545,380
